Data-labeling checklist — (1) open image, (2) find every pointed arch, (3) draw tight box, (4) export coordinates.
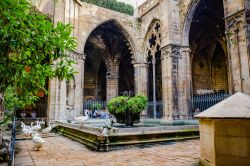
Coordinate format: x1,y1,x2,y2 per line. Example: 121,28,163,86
84,19,136,60
143,19,161,58
182,0,202,46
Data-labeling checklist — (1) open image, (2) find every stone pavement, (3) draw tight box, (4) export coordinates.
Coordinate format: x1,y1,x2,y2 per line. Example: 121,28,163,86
15,136,200,166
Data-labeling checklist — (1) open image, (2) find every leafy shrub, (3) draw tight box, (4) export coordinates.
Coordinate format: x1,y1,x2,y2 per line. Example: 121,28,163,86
81,0,134,15
107,95,147,114
107,96,128,114
127,95,147,114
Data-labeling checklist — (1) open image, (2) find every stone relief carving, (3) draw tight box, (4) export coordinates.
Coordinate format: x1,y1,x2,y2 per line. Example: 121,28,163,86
225,10,244,31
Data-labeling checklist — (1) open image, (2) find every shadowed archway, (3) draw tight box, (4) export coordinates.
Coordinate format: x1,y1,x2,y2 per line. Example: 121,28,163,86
189,0,229,94
84,20,135,103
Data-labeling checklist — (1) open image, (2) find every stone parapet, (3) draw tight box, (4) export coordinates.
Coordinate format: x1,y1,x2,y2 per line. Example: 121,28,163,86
138,0,160,17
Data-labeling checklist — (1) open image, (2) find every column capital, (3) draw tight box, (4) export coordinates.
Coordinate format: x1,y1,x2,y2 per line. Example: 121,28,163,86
225,9,245,31
161,44,182,60
70,51,86,61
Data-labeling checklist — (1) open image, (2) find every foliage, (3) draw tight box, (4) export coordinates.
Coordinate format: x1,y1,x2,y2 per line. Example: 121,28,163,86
89,103,102,110
107,95,147,115
0,0,77,110
127,95,148,114
81,0,134,15
107,96,129,114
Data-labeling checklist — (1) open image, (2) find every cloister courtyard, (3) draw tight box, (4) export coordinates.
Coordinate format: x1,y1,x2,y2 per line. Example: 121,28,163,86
1,0,250,166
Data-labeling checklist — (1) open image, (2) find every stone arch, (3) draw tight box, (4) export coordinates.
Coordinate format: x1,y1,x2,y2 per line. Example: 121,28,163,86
186,0,229,94
83,19,136,60
83,19,135,102
182,0,226,46
142,19,161,59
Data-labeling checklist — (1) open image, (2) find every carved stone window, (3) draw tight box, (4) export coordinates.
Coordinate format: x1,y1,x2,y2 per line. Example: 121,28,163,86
145,20,162,118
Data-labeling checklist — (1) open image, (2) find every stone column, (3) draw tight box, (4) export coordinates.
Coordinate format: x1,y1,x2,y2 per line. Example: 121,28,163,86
48,78,58,121
178,47,192,119
134,62,148,96
72,52,85,118
106,74,119,103
48,78,66,121
134,62,148,117
161,45,181,119
225,10,250,94
58,80,67,120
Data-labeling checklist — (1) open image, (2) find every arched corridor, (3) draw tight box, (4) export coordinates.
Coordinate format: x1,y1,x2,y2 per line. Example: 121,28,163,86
84,20,135,103
189,0,229,94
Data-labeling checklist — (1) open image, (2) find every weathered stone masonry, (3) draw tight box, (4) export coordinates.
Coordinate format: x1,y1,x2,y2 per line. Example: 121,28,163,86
31,0,250,120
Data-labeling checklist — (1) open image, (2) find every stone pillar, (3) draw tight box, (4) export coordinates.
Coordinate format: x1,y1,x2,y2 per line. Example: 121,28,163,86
49,79,67,121
161,45,181,119
106,75,119,103
225,10,250,94
72,52,85,118
58,80,67,120
178,47,192,119
134,62,148,117
134,62,148,96
48,78,58,121
161,45,190,119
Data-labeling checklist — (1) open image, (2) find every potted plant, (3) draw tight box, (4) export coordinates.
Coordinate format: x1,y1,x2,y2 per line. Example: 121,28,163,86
107,95,147,126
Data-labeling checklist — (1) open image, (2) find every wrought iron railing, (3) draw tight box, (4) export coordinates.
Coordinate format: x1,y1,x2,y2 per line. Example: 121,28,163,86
83,100,106,110
191,92,230,114
147,101,163,118
8,117,16,166
35,103,47,118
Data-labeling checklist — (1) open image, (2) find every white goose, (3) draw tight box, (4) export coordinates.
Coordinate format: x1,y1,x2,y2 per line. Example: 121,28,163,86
74,114,89,126
41,122,52,135
21,122,32,137
41,118,46,126
31,121,41,131
31,132,45,151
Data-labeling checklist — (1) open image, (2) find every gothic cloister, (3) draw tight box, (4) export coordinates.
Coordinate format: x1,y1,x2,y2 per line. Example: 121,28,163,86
29,0,250,121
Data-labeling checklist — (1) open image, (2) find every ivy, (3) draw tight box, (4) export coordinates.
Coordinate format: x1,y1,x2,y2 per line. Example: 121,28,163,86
81,0,134,16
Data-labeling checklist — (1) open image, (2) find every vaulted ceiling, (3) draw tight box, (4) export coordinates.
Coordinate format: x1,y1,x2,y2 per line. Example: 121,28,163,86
84,21,132,75
189,0,225,58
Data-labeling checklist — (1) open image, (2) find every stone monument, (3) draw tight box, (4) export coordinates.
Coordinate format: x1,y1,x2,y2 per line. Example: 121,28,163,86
196,92,250,166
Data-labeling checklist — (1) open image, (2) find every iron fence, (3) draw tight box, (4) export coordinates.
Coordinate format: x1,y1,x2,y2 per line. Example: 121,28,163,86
8,117,16,166
147,101,163,118
83,100,106,110
35,103,47,118
191,92,230,115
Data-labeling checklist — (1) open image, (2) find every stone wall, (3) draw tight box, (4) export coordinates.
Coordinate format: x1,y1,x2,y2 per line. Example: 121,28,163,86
30,0,250,120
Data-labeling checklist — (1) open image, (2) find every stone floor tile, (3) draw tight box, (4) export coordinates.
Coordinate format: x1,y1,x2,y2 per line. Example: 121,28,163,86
15,136,200,166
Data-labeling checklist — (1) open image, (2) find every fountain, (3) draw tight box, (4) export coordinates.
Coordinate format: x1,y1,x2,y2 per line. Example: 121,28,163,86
55,118,199,152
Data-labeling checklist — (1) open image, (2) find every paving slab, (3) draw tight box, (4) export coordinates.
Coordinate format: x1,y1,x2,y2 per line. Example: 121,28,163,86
15,136,200,166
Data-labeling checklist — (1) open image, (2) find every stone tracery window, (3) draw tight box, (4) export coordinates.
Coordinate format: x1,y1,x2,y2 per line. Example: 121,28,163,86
145,20,162,118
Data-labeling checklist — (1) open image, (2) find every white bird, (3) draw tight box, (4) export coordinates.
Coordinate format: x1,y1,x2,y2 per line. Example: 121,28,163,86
31,121,41,131
39,118,45,126
31,132,45,151
74,114,89,126
21,122,32,137
41,122,52,135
